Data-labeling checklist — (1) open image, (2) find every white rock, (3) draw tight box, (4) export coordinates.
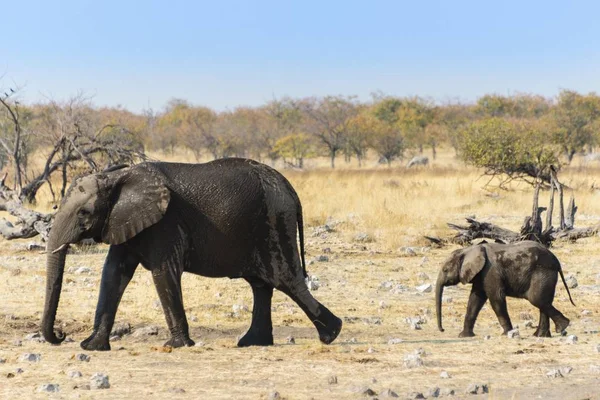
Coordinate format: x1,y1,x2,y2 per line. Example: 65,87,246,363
566,335,578,344
507,329,520,339
68,370,83,378
440,371,451,379
232,304,249,313
133,326,159,337
90,373,110,389
76,353,91,362
38,384,60,393
388,338,403,345
416,283,432,293
403,353,423,368
565,275,578,289
75,267,92,274
590,365,600,374
20,353,41,362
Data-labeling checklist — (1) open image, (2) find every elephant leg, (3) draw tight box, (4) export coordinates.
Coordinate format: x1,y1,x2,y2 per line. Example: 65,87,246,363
533,311,551,337
238,278,274,347
541,305,570,334
278,278,342,344
459,286,487,338
152,266,195,348
488,293,513,335
81,245,139,351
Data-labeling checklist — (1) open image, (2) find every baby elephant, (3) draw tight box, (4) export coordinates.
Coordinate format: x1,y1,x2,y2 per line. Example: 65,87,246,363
435,240,574,337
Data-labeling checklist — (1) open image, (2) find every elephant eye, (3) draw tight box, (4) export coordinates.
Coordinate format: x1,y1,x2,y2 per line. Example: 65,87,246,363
78,209,90,216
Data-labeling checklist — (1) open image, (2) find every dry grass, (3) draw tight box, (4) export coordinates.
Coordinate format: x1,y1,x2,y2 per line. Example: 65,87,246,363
1,149,600,399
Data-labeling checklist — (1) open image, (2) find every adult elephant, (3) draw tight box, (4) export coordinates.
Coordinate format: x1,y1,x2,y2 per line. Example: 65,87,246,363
436,241,574,338
42,159,342,350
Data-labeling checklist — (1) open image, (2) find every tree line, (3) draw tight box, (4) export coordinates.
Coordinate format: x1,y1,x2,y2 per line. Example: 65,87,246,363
1,87,600,201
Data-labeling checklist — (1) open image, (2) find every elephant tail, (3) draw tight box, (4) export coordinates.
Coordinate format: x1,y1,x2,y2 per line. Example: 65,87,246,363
558,264,576,306
297,202,307,278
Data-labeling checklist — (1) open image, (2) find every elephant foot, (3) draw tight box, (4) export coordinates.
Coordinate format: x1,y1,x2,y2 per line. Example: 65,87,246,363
237,329,274,347
316,314,343,345
555,317,570,334
458,330,475,338
164,336,195,348
81,333,111,351
533,329,551,338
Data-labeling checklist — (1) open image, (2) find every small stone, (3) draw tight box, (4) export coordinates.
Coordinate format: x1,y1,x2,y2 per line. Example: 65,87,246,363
441,388,455,396
24,332,45,343
133,326,159,337
354,232,373,243
559,366,573,375
388,338,403,345
367,347,375,353
20,353,41,362
268,391,281,400
417,272,429,280
75,384,91,390
16,368,24,374
76,353,91,362
317,255,329,262
6,373,15,379
347,337,358,343
69,370,83,378
416,283,432,293
426,387,440,398
483,335,492,340
443,297,453,303
361,387,377,396
596,344,600,353
168,388,186,393
465,384,479,394
286,336,295,344
190,315,198,322
403,353,423,368
38,384,60,393
546,369,563,378
581,310,592,316
590,365,600,374
404,247,417,256
152,299,161,309
13,340,22,347
75,267,92,274
524,320,535,328
0,358,6,364
379,301,389,309
379,388,398,398
328,375,338,385
440,371,451,379
507,329,520,339
565,275,578,288
90,373,110,389
407,392,425,399
111,322,131,338
566,335,578,344
215,292,222,298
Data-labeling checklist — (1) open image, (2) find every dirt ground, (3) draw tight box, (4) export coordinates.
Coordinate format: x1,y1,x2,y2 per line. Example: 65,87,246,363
1,228,599,399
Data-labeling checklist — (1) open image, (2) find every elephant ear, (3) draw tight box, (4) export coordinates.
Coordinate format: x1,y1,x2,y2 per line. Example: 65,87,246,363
102,171,170,245
459,245,487,284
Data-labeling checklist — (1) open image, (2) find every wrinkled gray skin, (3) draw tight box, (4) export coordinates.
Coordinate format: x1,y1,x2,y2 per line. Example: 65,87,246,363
436,241,574,338
42,158,342,350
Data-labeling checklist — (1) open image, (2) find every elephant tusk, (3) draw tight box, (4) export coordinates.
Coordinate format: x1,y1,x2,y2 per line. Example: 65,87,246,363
51,243,69,254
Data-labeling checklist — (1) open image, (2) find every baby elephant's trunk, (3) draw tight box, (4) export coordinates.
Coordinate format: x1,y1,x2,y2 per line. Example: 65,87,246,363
435,275,445,332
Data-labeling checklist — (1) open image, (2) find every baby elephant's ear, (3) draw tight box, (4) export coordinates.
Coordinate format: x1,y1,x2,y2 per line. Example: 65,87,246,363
102,171,170,245
459,245,487,284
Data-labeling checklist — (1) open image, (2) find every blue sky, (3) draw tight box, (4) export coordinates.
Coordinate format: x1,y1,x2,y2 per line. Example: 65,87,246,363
2,0,599,111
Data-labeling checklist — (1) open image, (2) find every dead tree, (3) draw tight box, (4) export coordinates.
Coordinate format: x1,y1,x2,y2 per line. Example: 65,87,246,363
426,166,597,247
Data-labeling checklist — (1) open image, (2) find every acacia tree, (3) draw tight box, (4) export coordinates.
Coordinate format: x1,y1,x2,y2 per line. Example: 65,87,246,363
300,95,358,168
549,90,600,163
272,133,314,168
458,117,559,187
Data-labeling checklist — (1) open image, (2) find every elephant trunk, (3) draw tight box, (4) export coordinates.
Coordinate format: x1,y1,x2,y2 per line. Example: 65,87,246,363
436,274,445,332
41,235,69,344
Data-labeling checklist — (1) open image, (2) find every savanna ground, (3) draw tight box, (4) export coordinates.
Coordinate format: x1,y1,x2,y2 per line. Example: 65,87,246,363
1,150,599,399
